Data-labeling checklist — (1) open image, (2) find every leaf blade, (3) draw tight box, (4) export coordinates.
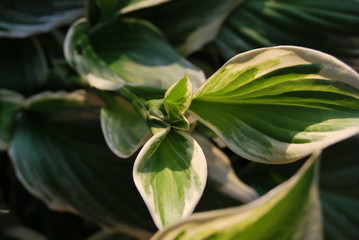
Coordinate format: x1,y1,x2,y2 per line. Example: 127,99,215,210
133,129,207,229
190,46,359,163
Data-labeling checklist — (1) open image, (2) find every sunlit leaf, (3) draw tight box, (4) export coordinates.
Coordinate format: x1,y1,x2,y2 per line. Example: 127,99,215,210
152,152,322,240
9,91,155,230
0,90,24,150
193,133,259,203
99,91,150,158
0,38,48,95
135,0,245,55
216,0,359,70
190,46,359,163
64,18,205,90
133,128,207,229
240,136,359,240
0,0,84,38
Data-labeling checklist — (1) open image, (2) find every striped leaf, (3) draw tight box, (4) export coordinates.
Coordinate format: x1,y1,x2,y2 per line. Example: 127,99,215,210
152,152,322,240
9,91,155,230
133,128,207,229
164,75,192,130
0,90,24,150
64,18,205,91
215,0,359,70
0,0,83,38
190,46,359,163
99,92,150,158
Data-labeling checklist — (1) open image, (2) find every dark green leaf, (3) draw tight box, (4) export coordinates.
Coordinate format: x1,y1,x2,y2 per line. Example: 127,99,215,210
216,0,359,69
9,92,156,230
0,38,48,95
99,91,150,158
0,90,24,150
0,0,84,38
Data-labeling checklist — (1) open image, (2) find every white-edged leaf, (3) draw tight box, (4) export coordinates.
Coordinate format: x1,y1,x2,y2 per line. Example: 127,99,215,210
139,0,245,55
100,92,150,158
152,152,322,240
164,75,192,130
193,133,259,203
0,90,24,150
9,93,155,230
0,0,83,38
190,46,359,163
64,18,205,91
24,90,86,114
133,129,207,229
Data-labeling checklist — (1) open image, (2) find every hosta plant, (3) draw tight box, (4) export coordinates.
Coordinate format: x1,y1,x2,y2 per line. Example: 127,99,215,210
1,0,359,240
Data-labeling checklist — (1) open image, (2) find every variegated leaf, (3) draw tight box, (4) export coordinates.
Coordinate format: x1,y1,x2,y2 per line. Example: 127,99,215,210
133,129,207,229
152,152,322,240
190,46,359,163
9,91,155,230
64,18,205,91
137,0,244,55
99,92,150,158
164,75,192,130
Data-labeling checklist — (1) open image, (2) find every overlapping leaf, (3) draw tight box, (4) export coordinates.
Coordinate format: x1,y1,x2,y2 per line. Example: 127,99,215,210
164,75,192,130
134,0,244,55
190,46,359,163
152,152,322,240
215,0,359,69
0,38,48,95
239,137,359,239
193,133,259,203
0,90,24,150
64,18,205,90
99,91,150,158
9,91,155,230
133,129,207,229
0,0,84,38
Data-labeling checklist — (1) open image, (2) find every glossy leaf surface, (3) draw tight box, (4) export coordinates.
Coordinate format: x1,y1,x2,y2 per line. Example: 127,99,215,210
190,46,359,163
152,152,322,240
133,129,207,229
64,18,205,90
